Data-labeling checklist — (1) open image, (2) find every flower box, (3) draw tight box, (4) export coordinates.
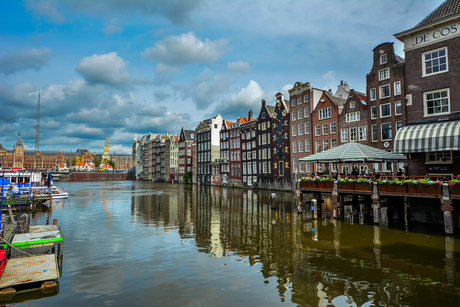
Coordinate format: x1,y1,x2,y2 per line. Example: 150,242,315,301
317,181,333,189
301,181,317,189
450,184,460,196
388,184,407,193
355,182,372,191
338,182,354,190
408,184,441,195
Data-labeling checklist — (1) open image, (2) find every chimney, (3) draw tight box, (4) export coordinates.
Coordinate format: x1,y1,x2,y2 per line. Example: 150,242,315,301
248,110,253,121
261,99,266,107
341,80,343,85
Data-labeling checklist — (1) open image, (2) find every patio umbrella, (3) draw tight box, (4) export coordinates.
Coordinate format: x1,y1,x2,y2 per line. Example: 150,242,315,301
299,142,408,163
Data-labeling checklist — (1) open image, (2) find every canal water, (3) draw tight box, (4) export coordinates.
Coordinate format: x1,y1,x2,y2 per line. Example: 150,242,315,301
11,181,460,306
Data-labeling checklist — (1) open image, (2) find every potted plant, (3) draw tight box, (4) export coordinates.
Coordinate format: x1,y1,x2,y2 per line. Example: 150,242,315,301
300,177,317,189
407,179,442,194
448,179,460,195
317,177,334,189
355,178,373,191
337,178,354,190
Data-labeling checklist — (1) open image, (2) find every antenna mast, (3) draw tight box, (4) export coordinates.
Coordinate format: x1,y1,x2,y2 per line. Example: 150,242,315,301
34,86,40,169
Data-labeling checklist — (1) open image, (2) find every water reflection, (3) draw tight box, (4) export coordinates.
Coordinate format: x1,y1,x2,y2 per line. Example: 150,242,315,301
22,182,460,306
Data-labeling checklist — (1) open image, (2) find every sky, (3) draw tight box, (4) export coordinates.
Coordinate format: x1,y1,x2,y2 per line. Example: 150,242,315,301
0,0,443,154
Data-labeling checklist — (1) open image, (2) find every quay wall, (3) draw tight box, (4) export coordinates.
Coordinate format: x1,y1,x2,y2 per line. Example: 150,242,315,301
66,172,135,181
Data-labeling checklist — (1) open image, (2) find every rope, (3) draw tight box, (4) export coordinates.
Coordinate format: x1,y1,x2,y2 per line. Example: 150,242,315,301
0,234,34,257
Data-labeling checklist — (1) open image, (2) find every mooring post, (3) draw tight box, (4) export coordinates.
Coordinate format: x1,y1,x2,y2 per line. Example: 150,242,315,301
296,190,303,214
271,193,276,209
372,182,380,224
404,196,410,231
311,199,317,219
444,236,455,285
441,183,454,235
331,181,338,222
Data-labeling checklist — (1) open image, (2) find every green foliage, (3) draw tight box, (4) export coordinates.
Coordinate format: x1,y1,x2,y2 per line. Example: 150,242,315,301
107,160,116,169
183,171,192,183
93,156,101,168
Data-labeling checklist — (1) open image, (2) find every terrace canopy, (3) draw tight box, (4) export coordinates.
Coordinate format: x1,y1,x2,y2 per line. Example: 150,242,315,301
299,142,408,163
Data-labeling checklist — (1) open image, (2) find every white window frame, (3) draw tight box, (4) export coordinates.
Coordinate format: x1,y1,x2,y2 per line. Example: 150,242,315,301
292,111,296,121
322,123,328,135
396,121,402,132
305,121,310,135
292,140,297,153
372,125,378,142
394,81,401,96
395,101,402,116
299,139,304,152
304,107,309,118
315,140,321,153
379,84,390,99
379,68,390,81
422,47,448,77
291,99,296,107
350,127,357,141
298,123,303,136
305,139,310,152
371,106,377,119
319,107,331,120
346,112,360,122
424,88,450,117
380,53,387,65
331,138,337,148
359,126,366,141
323,139,329,151
370,88,376,101
350,101,355,108
380,103,391,118
292,125,297,137
381,123,392,141
315,125,321,136
426,151,453,164
298,109,302,119
330,122,336,134
341,129,349,143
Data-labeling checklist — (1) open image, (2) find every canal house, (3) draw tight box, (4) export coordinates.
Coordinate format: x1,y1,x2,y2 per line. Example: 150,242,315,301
394,0,460,177
271,92,291,185
241,110,257,186
256,99,275,185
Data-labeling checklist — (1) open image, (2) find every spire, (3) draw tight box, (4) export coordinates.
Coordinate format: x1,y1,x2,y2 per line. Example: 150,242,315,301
14,132,24,147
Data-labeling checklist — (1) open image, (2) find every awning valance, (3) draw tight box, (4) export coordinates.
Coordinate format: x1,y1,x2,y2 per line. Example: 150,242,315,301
394,120,460,154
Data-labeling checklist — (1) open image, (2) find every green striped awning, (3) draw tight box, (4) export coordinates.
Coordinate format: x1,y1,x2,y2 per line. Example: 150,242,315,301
394,120,460,154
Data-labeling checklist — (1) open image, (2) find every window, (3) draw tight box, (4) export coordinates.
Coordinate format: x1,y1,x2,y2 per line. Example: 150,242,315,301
299,139,304,152
316,140,321,153
381,123,392,140
423,47,448,76
292,125,297,137
331,138,337,148
359,126,366,141
426,151,452,163
424,89,449,116
279,162,284,176
370,88,376,101
372,125,378,142
341,129,349,142
292,111,296,121
379,68,389,80
291,99,296,107
350,127,357,141
394,81,401,95
380,53,387,65
396,121,402,131
379,85,390,98
330,122,336,134
316,163,322,172
305,139,310,152
304,107,309,117
371,106,377,119
322,123,328,135
315,125,321,136
304,94,309,103
305,122,310,134
395,101,402,115
350,101,355,108
323,139,329,151
252,131,255,138
346,112,360,122
293,140,297,153
298,123,303,135
298,98,302,105
298,109,302,119
380,103,391,117
319,107,331,120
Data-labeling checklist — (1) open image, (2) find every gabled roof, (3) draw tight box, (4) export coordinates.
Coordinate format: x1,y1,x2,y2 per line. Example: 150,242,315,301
237,117,249,124
0,142,5,150
183,129,195,141
266,105,275,116
223,120,234,129
415,0,460,27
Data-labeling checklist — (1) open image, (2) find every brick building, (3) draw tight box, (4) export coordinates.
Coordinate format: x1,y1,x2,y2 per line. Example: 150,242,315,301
271,93,291,185
256,99,275,184
228,117,247,185
394,0,460,177
366,42,406,174
312,91,345,174
338,89,369,174
178,127,195,182
241,110,257,186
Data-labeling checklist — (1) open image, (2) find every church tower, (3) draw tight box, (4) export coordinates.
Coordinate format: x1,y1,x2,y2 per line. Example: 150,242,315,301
13,132,24,168
102,135,110,163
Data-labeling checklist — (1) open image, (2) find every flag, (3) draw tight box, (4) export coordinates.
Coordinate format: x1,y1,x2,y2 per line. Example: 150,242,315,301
62,186,66,190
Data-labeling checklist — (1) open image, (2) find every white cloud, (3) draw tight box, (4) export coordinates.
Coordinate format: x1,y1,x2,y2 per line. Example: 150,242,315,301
103,18,123,36
228,61,251,73
0,47,52,75
76,52,131,86
142,32,231,69
322,70,337,91
25,0,65,23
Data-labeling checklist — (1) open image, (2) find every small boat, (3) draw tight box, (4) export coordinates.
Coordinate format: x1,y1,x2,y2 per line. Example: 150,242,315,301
28,186,69,199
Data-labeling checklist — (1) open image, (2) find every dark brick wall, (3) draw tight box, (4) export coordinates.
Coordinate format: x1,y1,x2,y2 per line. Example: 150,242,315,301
405,36,460,123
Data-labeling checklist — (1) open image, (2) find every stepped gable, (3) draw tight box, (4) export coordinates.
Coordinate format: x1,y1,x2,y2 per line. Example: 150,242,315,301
14,133,24,147
416,0,460,27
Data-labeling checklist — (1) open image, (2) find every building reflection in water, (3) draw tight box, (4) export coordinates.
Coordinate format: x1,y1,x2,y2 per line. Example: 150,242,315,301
130,184,460,306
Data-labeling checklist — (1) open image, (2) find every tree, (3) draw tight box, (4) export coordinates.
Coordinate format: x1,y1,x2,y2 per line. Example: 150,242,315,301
107,160,115,170
183,171,192,183
93,156,101,168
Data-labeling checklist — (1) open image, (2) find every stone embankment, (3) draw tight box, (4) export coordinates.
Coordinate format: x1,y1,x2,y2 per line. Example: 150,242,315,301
63,172,135,181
